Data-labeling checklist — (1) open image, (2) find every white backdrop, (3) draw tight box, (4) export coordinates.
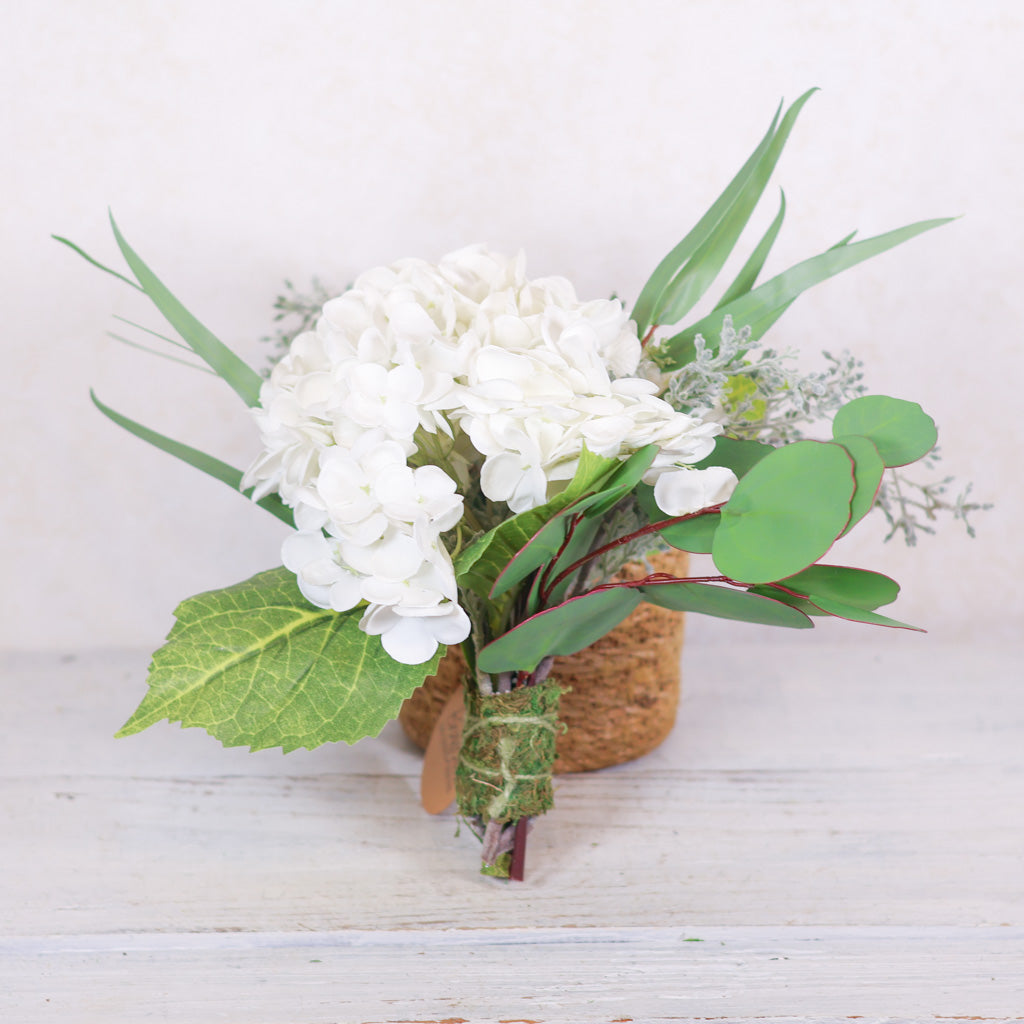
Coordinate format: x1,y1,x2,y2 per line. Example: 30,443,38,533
2,0,1020,651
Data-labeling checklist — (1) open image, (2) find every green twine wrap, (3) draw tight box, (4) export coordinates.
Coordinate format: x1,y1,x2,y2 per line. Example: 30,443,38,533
455,679,564,824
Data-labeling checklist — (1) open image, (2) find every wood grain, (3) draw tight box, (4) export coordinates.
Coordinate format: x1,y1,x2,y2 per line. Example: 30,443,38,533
2,640,1022,1021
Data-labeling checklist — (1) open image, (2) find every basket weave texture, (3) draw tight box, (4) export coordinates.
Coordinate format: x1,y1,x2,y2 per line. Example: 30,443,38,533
398,550,688,773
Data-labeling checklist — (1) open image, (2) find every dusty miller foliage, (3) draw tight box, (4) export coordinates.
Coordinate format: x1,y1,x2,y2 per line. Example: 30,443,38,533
662,317,988,545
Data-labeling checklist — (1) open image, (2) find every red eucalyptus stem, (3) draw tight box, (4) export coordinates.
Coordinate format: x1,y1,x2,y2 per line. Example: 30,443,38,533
540,503,726,605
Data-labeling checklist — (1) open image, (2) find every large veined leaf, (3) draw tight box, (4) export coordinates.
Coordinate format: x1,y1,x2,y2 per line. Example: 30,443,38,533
637,581,813,628
832,395,937,467
653,217,953,370
712,440,856,584
117,568,441,751
476,588,641,674
109,214,264,408
91,391,294,527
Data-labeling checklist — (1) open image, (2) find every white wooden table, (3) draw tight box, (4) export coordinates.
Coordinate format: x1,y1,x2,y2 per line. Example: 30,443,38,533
3,638,1022,1023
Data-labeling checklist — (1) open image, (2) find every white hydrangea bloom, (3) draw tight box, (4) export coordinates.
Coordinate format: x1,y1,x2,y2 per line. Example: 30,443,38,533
243,245,733,663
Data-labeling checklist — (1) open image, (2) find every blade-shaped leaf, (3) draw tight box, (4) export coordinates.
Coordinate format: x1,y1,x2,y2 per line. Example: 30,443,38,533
476,588,641,674
631,96,786,334
52,234,143,291
654,217,954,370
714,189,787,309
117,567,441,750
655,91,816,326
832,395,937,468
831,434,885,534
91,390,293,527
638,581,813,628
712,440,855,584
634,90,817,333
109,214,264,407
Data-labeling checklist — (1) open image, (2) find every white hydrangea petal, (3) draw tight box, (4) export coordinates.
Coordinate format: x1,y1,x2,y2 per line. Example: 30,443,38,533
653,466,739,517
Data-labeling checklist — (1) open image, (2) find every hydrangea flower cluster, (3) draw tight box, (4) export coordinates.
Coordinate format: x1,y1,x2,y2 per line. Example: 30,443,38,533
242,247,736,664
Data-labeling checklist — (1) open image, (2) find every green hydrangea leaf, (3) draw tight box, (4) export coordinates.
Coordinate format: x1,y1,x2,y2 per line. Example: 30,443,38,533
117,568,441,751
712,440,855,584
832,395,938,468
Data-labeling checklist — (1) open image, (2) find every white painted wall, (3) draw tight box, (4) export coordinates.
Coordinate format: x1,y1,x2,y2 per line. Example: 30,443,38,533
2,0,1020,649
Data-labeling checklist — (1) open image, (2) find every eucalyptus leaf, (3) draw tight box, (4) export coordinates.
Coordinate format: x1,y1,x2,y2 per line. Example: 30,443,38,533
832,395,938,467
634,484,719,553
797,594,923,632
830,434,885,535
476,588,641,674
694,436,775,478
91,390,294,527
488,444,659,600
457,447,618,602
773,564,900,610
712,440,855,584
638,581,813,628
109,214,264,407
117,568,440,750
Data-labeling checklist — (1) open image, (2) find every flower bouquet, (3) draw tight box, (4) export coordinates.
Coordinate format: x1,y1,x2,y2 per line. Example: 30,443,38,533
64,91,980,879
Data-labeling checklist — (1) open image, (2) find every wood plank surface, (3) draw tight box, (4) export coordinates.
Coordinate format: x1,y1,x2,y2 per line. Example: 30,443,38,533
2,639,1022,1021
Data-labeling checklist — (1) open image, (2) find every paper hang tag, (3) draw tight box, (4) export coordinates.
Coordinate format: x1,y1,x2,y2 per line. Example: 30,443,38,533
420,686,465,814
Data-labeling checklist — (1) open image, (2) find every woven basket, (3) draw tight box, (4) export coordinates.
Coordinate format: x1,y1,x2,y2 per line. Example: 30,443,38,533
398,550,688,773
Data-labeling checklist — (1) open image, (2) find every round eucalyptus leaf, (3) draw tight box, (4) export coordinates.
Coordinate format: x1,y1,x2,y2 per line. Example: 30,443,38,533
832,395,937,468
657,512,720,553
830,435,885,535
775,564,900,610
712,440,855,584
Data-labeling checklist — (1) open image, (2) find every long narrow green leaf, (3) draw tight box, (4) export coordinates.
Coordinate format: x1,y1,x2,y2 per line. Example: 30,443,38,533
630,97,787,334
655,91,817,326
52,234,143,291
109,214,263,407
107,332,217,374
112,314,194,351
91,390,293,527
714,189,787,309
654,217,954,370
